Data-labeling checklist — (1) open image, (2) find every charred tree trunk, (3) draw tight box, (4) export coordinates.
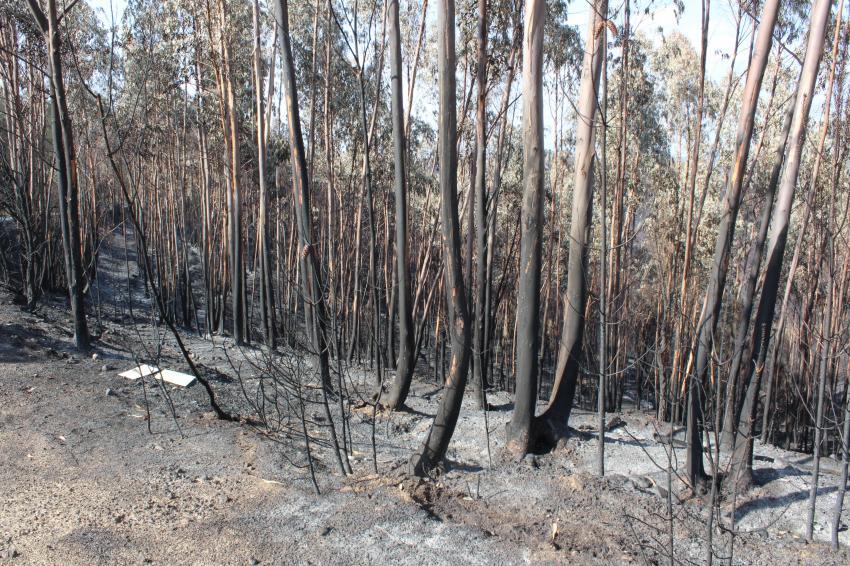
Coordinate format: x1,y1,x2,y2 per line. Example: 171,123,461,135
506,0,546,457
26,0,89,351
730,0,832,492
253,0,276,348
597,29,609,477
534,0,607,448
384,0,416,409
719,84,798,451
410,0,472,476
807,260,833,541
216,0,247,345
608,0,629,415
470,0,489,411
832,370,850,549
353,22,383,379
273,0,333,389
685,0,779,490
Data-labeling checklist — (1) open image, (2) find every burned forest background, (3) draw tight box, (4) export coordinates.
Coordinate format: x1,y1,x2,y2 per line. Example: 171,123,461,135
1,0,850,559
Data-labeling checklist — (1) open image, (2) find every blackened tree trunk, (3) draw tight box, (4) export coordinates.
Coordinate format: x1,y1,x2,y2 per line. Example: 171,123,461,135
272,0,332,388
535,0,607,448
685,0,779,489
806,263,833,541
217,0,247,345
718,84,797,452
26,0,89,351
832,370,850,549
607,0,629,408
759,175,814,443
352,12,384,379
275,0,350,477
674,0,708,420
252,0,276,348
384,0,416,409
730,0,832,492
483,17,521,388
471,0,489,411
506,0,546,457
410,0,472,476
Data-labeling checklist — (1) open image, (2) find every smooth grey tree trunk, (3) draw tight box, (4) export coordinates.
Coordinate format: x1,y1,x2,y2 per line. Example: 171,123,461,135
384,0,417,409
535,0,607,448
506,0,546,457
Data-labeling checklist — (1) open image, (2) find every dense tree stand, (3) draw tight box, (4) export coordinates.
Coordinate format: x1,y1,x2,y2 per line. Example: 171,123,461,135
3,1,850,555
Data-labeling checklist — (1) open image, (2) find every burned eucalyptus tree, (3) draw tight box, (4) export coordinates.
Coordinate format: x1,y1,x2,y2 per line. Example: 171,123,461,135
534,0,607,449
213,0,247,345
409,0,472,476
25,0,89,351
471,0,489,411
718,82,798,452
383,0,417,410
684,0,779,489
730,0,834,493
252,0,275,348
272,0,332,387
507,0,546,457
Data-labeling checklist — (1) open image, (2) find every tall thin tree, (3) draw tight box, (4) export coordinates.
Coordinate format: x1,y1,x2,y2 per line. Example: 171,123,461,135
216,0,247,345
272,0,333,388
26,0,89,351
384,0,416,409
471,0,489,411
253,0,276,348
684,0,779,489
507,0,546,457
409,0,472,476
534,0,607,449
730,0,833,492
719,80,798,452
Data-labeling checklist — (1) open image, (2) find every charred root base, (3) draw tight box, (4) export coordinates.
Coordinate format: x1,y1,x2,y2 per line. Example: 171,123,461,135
505,415,573,458
409,448,445,478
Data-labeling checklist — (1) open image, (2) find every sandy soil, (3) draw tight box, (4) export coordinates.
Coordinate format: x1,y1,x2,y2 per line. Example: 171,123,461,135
1,227,848,565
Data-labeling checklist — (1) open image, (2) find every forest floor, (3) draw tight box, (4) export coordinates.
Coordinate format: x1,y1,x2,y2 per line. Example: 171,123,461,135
1,226,849,565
